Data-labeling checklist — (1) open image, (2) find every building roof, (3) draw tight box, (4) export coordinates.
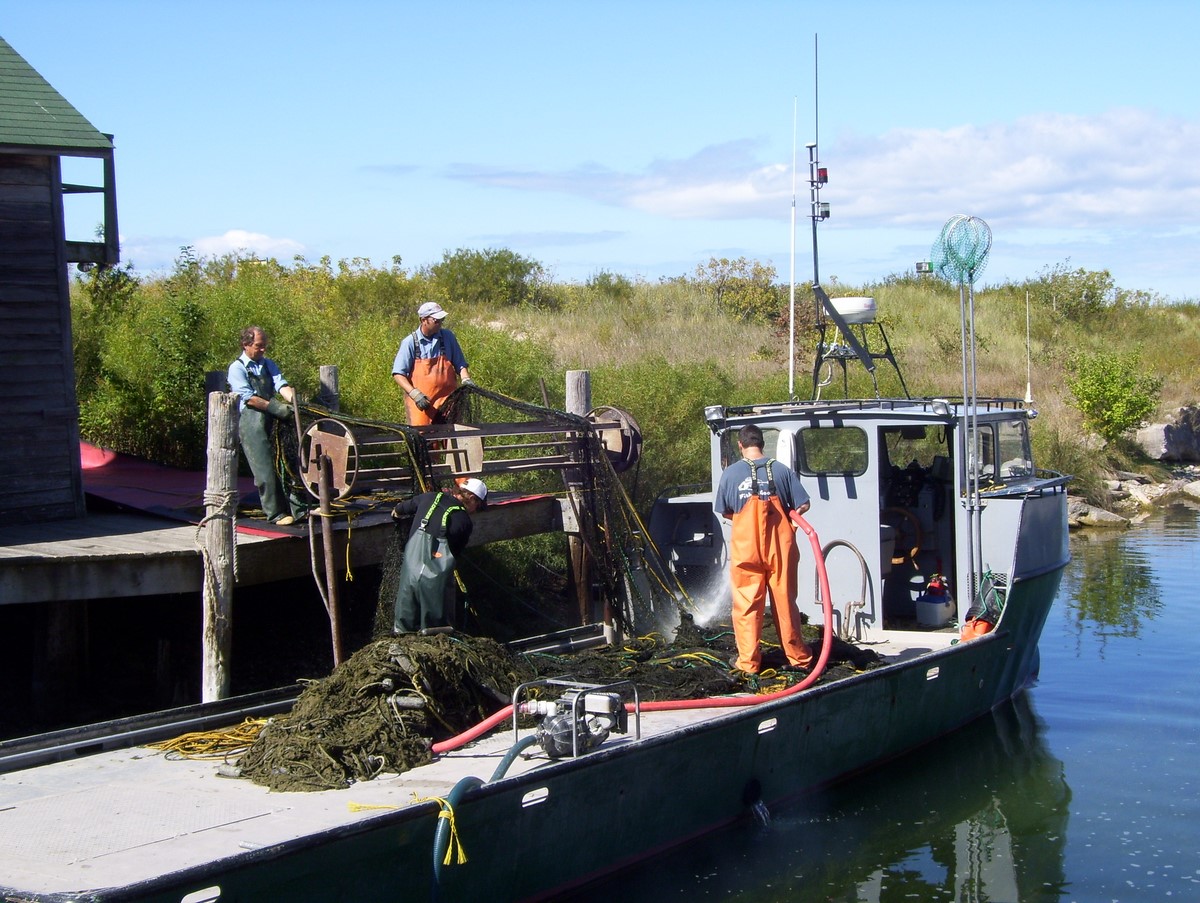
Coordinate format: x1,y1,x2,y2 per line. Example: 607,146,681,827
0,36,112,152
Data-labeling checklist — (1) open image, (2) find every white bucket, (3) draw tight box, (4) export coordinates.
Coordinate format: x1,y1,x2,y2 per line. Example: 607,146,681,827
915,594,955,628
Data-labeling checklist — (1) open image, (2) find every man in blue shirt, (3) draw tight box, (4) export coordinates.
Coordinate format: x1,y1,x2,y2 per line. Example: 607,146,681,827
227,326,305,525
714,424,814,674
391,301,472,425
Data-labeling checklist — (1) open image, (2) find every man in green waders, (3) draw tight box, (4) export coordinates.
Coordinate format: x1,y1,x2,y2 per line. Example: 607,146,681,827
227,326,307,525
392,478,487,633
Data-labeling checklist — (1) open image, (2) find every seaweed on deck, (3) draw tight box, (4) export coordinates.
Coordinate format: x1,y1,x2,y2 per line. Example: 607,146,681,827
236,620,882,792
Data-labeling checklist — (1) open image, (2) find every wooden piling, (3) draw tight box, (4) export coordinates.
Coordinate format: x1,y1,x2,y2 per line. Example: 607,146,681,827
200,392,239,701
564,371,594,628
317,365,340,411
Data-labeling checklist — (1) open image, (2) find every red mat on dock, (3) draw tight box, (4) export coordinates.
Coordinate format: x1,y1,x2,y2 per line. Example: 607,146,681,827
79,443,297,537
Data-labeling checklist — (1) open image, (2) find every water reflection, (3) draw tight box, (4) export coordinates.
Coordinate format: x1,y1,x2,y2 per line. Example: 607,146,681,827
1062,528,1162,645
567,693,1070,902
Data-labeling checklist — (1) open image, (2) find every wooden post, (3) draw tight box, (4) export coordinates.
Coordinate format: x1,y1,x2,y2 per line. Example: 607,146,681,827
564,371,594,629
200,391,239,701
318,453,345,665
565,370,591,421
317,364,340,411
204,370,226,395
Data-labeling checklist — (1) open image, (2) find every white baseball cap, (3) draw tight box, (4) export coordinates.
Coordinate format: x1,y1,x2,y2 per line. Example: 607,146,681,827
418,301,448,320
461,478,488,507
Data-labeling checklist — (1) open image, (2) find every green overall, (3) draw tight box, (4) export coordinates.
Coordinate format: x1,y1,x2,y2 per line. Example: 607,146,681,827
240,364,290,521
393,493,465,633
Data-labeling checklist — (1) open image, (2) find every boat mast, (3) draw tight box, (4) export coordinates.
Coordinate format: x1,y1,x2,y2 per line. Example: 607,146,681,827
804,34,878,398
788,97,798,397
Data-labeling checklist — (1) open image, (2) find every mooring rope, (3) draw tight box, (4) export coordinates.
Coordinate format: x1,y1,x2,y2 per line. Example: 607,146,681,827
196,487,241,593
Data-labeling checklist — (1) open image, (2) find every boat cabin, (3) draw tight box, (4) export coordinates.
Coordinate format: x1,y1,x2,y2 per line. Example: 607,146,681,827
650,397,1068,642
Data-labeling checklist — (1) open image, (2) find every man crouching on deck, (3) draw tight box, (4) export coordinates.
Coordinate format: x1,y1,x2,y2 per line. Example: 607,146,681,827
714,424,814,675
391,479,488,634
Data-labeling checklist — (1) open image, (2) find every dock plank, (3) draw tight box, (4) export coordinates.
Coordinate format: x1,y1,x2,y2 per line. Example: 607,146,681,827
0,496,567,605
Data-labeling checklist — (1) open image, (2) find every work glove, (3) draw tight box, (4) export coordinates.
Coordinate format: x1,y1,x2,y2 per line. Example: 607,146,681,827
266,399,293,420
391,505,414,532
408,388,432,411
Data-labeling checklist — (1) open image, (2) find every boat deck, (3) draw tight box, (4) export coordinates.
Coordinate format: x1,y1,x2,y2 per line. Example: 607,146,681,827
0,630,957,897
0,702,714,897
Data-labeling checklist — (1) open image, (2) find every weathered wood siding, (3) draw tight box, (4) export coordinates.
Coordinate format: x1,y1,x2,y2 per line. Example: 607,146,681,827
0,152,84,523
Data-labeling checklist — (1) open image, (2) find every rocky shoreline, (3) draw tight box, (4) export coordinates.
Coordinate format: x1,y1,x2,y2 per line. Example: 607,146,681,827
1067,405,1200,528
1068,465,1200,528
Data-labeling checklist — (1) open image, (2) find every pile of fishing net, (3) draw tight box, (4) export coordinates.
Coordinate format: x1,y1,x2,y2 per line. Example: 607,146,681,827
236,633,528,792
235,617,883,792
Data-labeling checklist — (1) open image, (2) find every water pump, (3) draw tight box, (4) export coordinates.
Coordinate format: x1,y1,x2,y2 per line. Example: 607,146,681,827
519,687,630,759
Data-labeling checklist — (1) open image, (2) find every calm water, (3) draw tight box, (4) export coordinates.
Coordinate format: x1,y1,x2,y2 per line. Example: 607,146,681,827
572,501,1200,902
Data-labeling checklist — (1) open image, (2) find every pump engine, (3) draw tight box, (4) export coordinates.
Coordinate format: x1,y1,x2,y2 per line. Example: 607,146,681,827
520,688,628,759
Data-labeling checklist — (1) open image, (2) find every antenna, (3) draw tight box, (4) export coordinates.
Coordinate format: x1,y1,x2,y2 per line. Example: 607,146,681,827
808,33,823,292
788,98,797,397
1025,290,1033,403
813,33,819,158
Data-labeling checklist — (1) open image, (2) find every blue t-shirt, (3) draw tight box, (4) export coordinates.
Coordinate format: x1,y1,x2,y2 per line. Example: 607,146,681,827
714,456,810,516
391,328,468,377
227,354,288,412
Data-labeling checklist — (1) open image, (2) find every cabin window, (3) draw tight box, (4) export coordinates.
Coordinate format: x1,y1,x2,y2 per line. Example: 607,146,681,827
720,427,781,469
880,424,948,472
967,420,1033,483
997,419,1033,478
794,426,868,476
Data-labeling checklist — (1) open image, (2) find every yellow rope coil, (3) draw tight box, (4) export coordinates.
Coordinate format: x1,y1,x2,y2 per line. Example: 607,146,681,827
147,717,267,759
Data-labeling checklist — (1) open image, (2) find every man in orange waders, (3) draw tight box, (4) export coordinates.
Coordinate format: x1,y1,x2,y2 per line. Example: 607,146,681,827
391,301,472,425
714,424,814,674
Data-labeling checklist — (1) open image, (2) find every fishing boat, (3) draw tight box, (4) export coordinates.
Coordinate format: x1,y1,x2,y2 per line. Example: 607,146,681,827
0,152,1070,901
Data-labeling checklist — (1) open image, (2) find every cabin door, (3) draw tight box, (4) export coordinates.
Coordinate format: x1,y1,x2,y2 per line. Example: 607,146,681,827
782,423,887,636
878,424,958,624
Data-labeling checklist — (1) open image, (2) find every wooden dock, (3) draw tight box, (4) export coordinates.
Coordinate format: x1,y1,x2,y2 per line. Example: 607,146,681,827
0,495,567,606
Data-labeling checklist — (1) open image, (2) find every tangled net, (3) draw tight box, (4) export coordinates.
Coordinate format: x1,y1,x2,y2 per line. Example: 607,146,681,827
235,618,883,792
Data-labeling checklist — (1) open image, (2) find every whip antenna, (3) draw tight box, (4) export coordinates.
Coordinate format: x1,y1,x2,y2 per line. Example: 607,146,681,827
788,97,797,397
1025,290,1033,403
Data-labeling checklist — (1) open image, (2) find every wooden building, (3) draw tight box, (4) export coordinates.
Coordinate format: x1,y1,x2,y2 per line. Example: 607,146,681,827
0,36,118,524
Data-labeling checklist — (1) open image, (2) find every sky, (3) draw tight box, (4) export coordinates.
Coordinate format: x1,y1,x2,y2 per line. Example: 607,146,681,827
5,1,1199,299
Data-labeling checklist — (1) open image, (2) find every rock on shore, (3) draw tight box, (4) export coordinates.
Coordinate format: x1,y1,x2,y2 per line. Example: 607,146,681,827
1136,406,1200,462
1067,466,1200,529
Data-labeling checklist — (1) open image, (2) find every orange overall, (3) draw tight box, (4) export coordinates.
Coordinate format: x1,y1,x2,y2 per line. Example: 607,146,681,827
405,354,459,426
729,489,814,674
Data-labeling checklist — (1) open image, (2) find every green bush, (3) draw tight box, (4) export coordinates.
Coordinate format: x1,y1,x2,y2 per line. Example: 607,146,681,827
429,248,552,309
693,256,782,323
586,270,636,304
1065,348,1163,444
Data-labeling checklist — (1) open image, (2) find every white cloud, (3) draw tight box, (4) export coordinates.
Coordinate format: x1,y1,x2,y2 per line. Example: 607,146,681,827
828,109,1200,232
192,229,306,259
445,109,1200,236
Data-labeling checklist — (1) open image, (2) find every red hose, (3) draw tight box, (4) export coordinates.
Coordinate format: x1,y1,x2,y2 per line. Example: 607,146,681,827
635,512,833,711
432,513,834,751
431,704,514,754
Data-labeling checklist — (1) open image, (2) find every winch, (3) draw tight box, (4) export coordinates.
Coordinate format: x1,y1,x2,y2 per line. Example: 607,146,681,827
513,679,640,759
